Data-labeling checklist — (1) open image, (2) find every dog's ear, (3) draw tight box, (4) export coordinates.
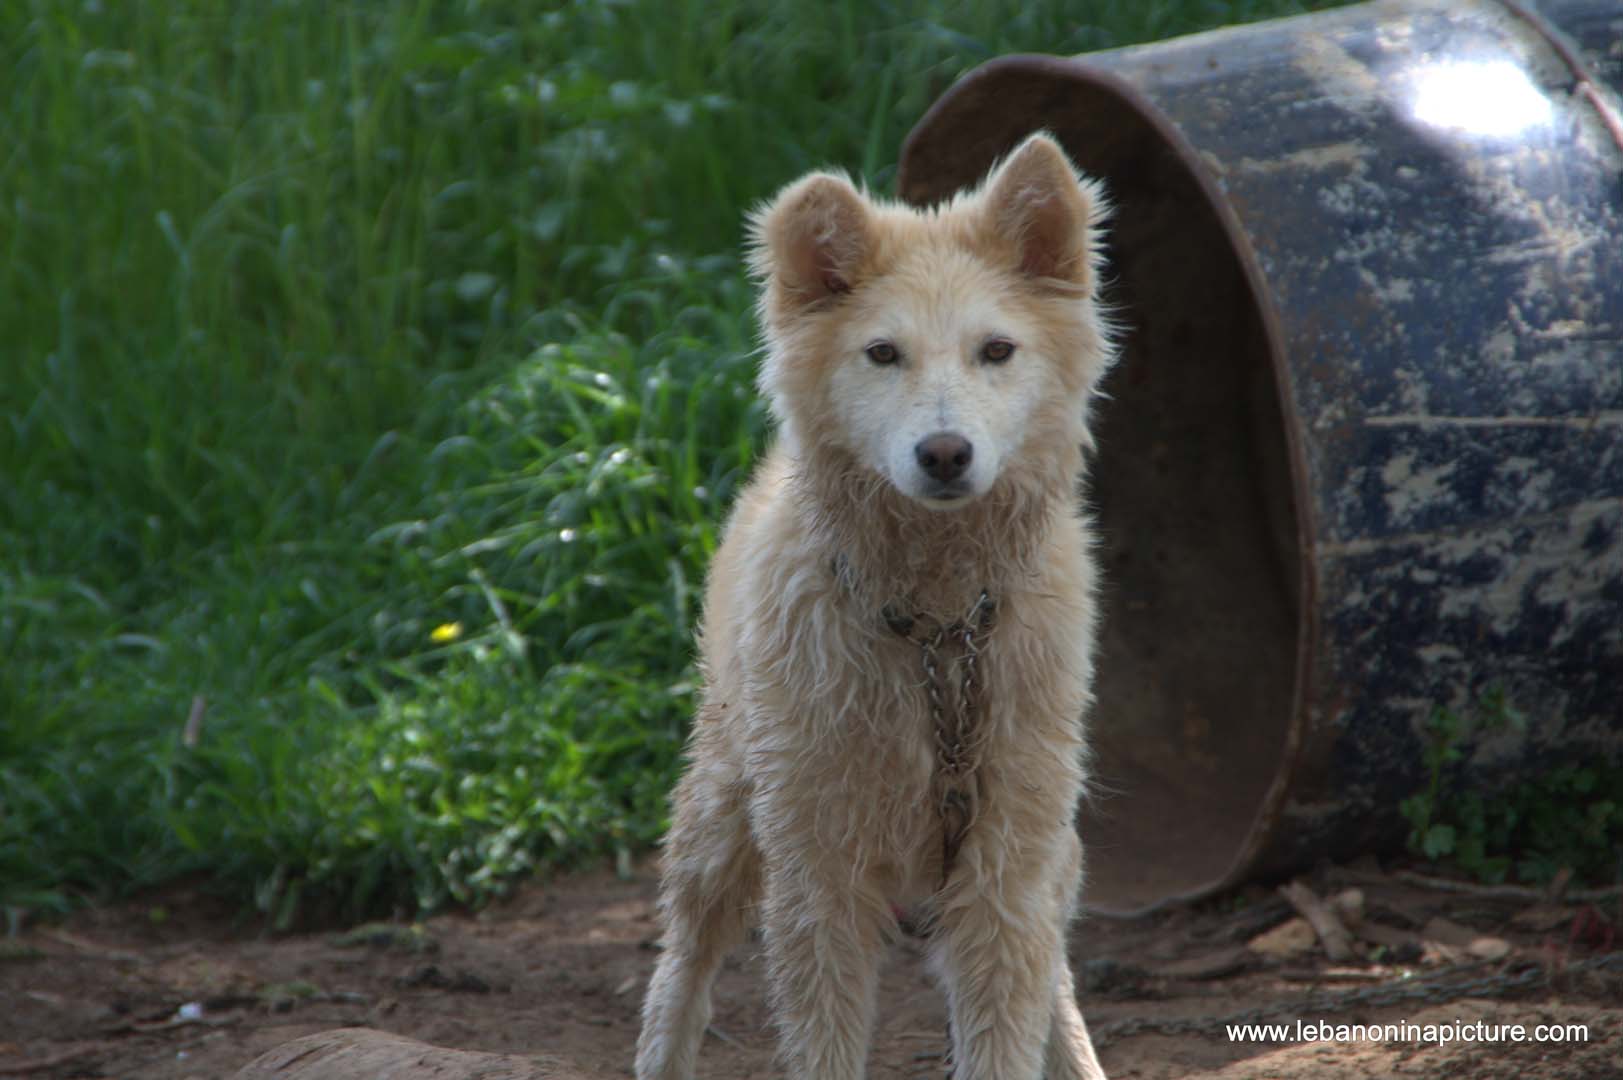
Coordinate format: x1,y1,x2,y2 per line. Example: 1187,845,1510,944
980,133,1103,290
750,172,872,310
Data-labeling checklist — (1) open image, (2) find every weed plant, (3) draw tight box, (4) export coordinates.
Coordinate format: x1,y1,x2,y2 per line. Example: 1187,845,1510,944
2,0,1345,920
1401,691,1623,888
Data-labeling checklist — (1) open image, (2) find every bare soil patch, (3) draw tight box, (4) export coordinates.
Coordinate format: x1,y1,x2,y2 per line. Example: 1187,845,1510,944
2,862,1618,1078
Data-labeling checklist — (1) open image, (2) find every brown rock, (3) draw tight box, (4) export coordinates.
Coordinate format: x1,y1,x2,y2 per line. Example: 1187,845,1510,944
1248,916,1318,958
1328,888,1365,929
1420,916,1479,948
1466,935,1513,961
232,1028,592,1080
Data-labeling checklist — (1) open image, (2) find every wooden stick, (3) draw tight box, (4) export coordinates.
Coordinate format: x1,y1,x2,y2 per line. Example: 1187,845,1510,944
1393,870,1623,903
1279,881,1355,962
0,1046,100,1076
1279,966,1391,983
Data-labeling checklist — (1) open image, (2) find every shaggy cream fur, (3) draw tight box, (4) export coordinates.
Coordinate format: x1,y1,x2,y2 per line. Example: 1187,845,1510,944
636,132,1114,1080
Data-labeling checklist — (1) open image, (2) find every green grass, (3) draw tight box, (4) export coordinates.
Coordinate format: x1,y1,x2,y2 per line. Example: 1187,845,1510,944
1,0,1345,922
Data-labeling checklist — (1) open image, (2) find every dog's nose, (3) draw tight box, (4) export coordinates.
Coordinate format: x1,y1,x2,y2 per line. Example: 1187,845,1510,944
915,432,974,483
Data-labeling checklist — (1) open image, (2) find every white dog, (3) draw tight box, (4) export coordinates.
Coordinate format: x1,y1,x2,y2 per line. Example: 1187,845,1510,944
636,132,1114,1080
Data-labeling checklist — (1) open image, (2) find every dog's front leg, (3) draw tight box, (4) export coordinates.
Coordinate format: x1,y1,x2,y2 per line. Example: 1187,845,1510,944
933,833,1073,1080
1043,828,1108,1080
758,847,887,1079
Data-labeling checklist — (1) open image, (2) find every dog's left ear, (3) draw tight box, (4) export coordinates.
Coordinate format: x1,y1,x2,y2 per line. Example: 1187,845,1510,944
980,133,1103,291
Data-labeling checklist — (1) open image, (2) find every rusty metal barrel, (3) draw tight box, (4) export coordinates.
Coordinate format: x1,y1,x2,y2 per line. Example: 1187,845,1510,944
899,0,1623,914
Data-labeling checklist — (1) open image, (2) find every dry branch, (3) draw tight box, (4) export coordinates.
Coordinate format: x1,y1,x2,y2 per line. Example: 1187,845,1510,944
1278,881,1356,962
0,1046,101,1076
1394,870,1623,903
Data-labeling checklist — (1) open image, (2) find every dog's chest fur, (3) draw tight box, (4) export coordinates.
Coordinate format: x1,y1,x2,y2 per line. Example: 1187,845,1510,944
711,479,1090,901
738,566,957,880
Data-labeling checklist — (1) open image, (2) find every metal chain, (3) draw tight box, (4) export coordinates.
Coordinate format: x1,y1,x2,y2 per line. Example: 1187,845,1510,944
1093,953,1623,1043
883,590,996,887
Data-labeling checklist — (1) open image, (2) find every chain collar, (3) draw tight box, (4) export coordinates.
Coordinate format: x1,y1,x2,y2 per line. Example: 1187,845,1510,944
881,589,997,891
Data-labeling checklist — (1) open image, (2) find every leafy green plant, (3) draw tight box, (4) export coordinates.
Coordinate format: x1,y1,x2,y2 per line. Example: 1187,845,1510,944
2,0,1353,920
1400,689,1623,886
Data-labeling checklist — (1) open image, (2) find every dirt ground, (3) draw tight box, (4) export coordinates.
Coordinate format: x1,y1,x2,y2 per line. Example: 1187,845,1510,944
3,860,1620,1079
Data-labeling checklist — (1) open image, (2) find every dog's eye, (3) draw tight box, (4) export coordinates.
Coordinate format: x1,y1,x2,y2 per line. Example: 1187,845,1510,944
865,341,899,366
981,339,1016,364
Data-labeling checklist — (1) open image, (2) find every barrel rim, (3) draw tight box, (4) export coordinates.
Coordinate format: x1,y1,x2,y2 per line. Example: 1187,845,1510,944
898,53,1323,916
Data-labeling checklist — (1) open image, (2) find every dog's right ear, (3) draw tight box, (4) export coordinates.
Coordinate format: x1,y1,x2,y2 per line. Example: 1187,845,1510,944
749,173,872,311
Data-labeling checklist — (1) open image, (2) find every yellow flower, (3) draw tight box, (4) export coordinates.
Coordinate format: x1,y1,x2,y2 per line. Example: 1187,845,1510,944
430,621,463,643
